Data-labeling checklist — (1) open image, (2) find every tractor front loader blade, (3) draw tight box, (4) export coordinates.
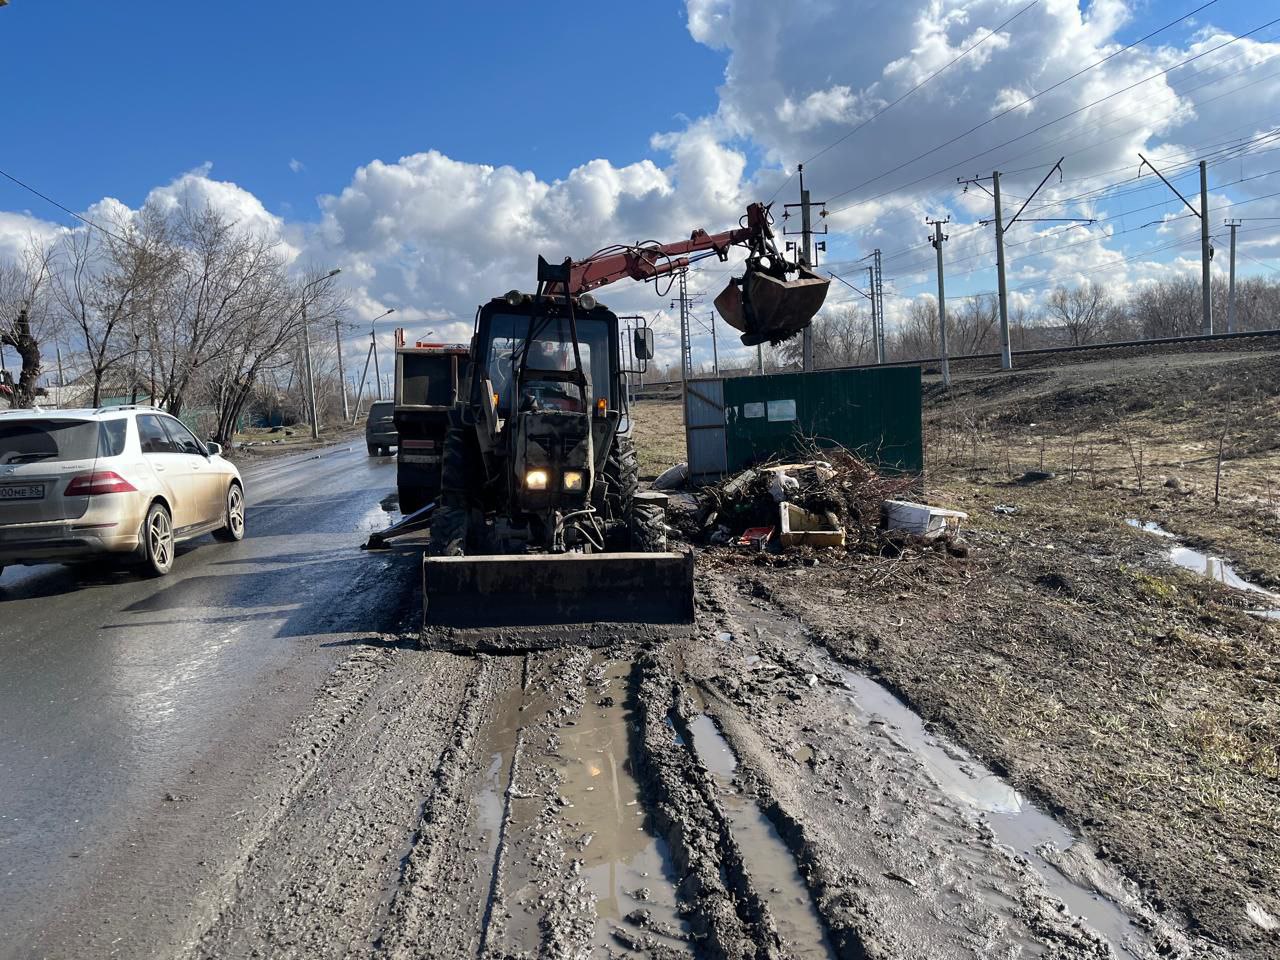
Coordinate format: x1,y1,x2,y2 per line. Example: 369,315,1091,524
422,550,695,651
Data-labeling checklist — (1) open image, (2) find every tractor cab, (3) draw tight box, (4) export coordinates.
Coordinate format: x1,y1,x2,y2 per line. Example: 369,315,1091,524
467,290,640,552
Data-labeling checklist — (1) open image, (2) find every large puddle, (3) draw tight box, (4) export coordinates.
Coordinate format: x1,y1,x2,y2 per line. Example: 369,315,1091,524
685,713,838,959
810,652,1148,960
1127,519,1280,618
558,656,691,953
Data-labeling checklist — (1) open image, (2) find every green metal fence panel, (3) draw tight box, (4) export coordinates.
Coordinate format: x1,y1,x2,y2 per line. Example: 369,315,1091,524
721,367,922,475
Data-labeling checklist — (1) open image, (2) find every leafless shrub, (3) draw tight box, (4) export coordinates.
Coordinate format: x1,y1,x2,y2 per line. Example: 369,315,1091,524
1116,418,1147,493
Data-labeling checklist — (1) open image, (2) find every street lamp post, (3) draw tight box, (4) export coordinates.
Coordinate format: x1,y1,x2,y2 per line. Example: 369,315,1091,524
300,268,341,440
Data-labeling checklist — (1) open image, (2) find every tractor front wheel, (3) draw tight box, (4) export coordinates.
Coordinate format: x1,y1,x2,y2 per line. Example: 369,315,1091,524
627,501,667,552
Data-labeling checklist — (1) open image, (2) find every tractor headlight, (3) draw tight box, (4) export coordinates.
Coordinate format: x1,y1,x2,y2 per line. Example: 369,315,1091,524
525,469,549,490
562,470,584,492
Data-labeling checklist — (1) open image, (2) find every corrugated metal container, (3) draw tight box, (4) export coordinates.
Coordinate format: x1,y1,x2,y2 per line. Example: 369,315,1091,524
685,367,922,479
683,378,728,482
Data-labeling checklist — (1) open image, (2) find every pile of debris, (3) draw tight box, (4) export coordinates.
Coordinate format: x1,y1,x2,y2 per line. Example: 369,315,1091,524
679,443,966,554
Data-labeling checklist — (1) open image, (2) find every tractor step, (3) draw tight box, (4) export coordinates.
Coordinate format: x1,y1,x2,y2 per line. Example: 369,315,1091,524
422,550,695,647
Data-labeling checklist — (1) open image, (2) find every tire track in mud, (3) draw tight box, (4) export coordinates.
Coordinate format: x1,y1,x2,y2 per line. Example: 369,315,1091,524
682,573,1230,960
466,648,696,959
376,654,522,959
190,644,505,959
630,650,807,960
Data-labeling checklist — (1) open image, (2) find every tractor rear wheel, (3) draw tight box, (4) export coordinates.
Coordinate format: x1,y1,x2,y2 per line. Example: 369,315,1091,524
429,426,470,557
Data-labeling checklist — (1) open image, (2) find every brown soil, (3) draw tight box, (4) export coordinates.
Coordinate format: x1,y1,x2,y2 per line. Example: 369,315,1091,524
633,347,1280,958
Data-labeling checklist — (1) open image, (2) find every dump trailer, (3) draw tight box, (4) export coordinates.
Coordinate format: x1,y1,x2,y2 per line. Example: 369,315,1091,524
421,201,826,640
392,331,470,515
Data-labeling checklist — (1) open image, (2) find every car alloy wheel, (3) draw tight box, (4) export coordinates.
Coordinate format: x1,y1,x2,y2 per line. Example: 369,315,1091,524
145,504,174,575
228,484,244,538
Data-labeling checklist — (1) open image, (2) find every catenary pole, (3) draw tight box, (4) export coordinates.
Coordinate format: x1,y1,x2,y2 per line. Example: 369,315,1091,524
992,171,1012,370
928,217,952,389
1200,160,1213,335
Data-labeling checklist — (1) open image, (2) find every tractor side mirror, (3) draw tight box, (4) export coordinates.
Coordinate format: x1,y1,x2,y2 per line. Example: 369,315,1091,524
634,327,655,361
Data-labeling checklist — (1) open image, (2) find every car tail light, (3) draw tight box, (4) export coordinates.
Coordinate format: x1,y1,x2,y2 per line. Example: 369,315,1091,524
65,471,138,496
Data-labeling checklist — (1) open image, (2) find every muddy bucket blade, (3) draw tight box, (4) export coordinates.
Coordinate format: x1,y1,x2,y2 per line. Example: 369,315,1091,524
423,551,695,630
715,266,830,346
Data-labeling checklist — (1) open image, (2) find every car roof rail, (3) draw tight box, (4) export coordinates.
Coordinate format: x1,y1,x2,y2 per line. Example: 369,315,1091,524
95,403,161,414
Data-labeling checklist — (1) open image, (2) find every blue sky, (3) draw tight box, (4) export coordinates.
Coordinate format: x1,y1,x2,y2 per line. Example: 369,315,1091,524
0,0,721,219
2,1,1278,372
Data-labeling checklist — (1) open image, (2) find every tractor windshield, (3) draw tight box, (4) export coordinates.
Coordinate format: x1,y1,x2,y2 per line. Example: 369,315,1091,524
484,312,612,415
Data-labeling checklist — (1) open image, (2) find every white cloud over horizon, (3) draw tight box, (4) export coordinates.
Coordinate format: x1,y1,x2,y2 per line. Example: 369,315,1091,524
4,1,1279,373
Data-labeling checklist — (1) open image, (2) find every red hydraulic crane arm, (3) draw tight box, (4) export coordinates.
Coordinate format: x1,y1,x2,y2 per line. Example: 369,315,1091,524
566,202,774,294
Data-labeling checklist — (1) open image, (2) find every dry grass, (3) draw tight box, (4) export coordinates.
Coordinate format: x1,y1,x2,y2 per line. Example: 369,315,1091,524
630,398,685,479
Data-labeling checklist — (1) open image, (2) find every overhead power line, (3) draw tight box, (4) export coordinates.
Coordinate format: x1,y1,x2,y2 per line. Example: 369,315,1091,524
768,0,1043,202
0,166,133,247
822,1,1222,210
827,12,1280,216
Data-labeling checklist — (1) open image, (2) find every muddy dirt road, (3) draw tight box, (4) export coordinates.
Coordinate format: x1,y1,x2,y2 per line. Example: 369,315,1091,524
1,440,1241,958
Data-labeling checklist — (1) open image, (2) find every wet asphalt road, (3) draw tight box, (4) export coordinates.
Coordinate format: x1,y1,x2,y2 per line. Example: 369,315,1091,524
0,443,419,957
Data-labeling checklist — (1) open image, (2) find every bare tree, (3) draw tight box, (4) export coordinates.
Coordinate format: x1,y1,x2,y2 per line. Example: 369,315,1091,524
0,239,57,407
1046,281,1111,346
895,297,940,358
950,293,1000,355
778,303,875,368
203,267,347,443
53,213,169,407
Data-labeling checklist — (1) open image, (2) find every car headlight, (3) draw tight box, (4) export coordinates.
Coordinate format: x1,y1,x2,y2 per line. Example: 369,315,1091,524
562,470,584,492
525,469,549,490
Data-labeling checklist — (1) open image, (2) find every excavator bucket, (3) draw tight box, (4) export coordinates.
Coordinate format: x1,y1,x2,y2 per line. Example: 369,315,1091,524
422,551,695,648
715,265,830,346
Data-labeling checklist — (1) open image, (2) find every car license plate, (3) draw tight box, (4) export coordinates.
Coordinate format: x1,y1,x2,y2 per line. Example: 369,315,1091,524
0,483,45,501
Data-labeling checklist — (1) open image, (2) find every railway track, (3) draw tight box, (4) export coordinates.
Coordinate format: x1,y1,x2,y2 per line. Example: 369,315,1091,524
634,327,1280,398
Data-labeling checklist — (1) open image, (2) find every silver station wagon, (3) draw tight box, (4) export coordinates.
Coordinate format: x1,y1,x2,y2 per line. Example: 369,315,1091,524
0,406,245,578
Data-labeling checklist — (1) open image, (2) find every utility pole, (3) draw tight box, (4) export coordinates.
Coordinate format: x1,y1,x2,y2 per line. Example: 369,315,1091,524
785,164,827,373
827,270,877,366
669,270,703,382
800,172,814,373
334,318,349,421
351,336,375,423
675,270,690,384
872,249,885,364
1200,160,1213,335
928,217,952,389
300,268,340,439
1226,218,1241,333
756,344,764,375
56,346,64,387
868,266,879,364
1138,153,1213,335
301,307,319,438
992,172,1011,369
960,159,1069,371
709,312,720,377
372,330,383,400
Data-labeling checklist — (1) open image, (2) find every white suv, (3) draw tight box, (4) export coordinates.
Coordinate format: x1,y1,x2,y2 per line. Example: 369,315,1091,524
0,406,245,578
